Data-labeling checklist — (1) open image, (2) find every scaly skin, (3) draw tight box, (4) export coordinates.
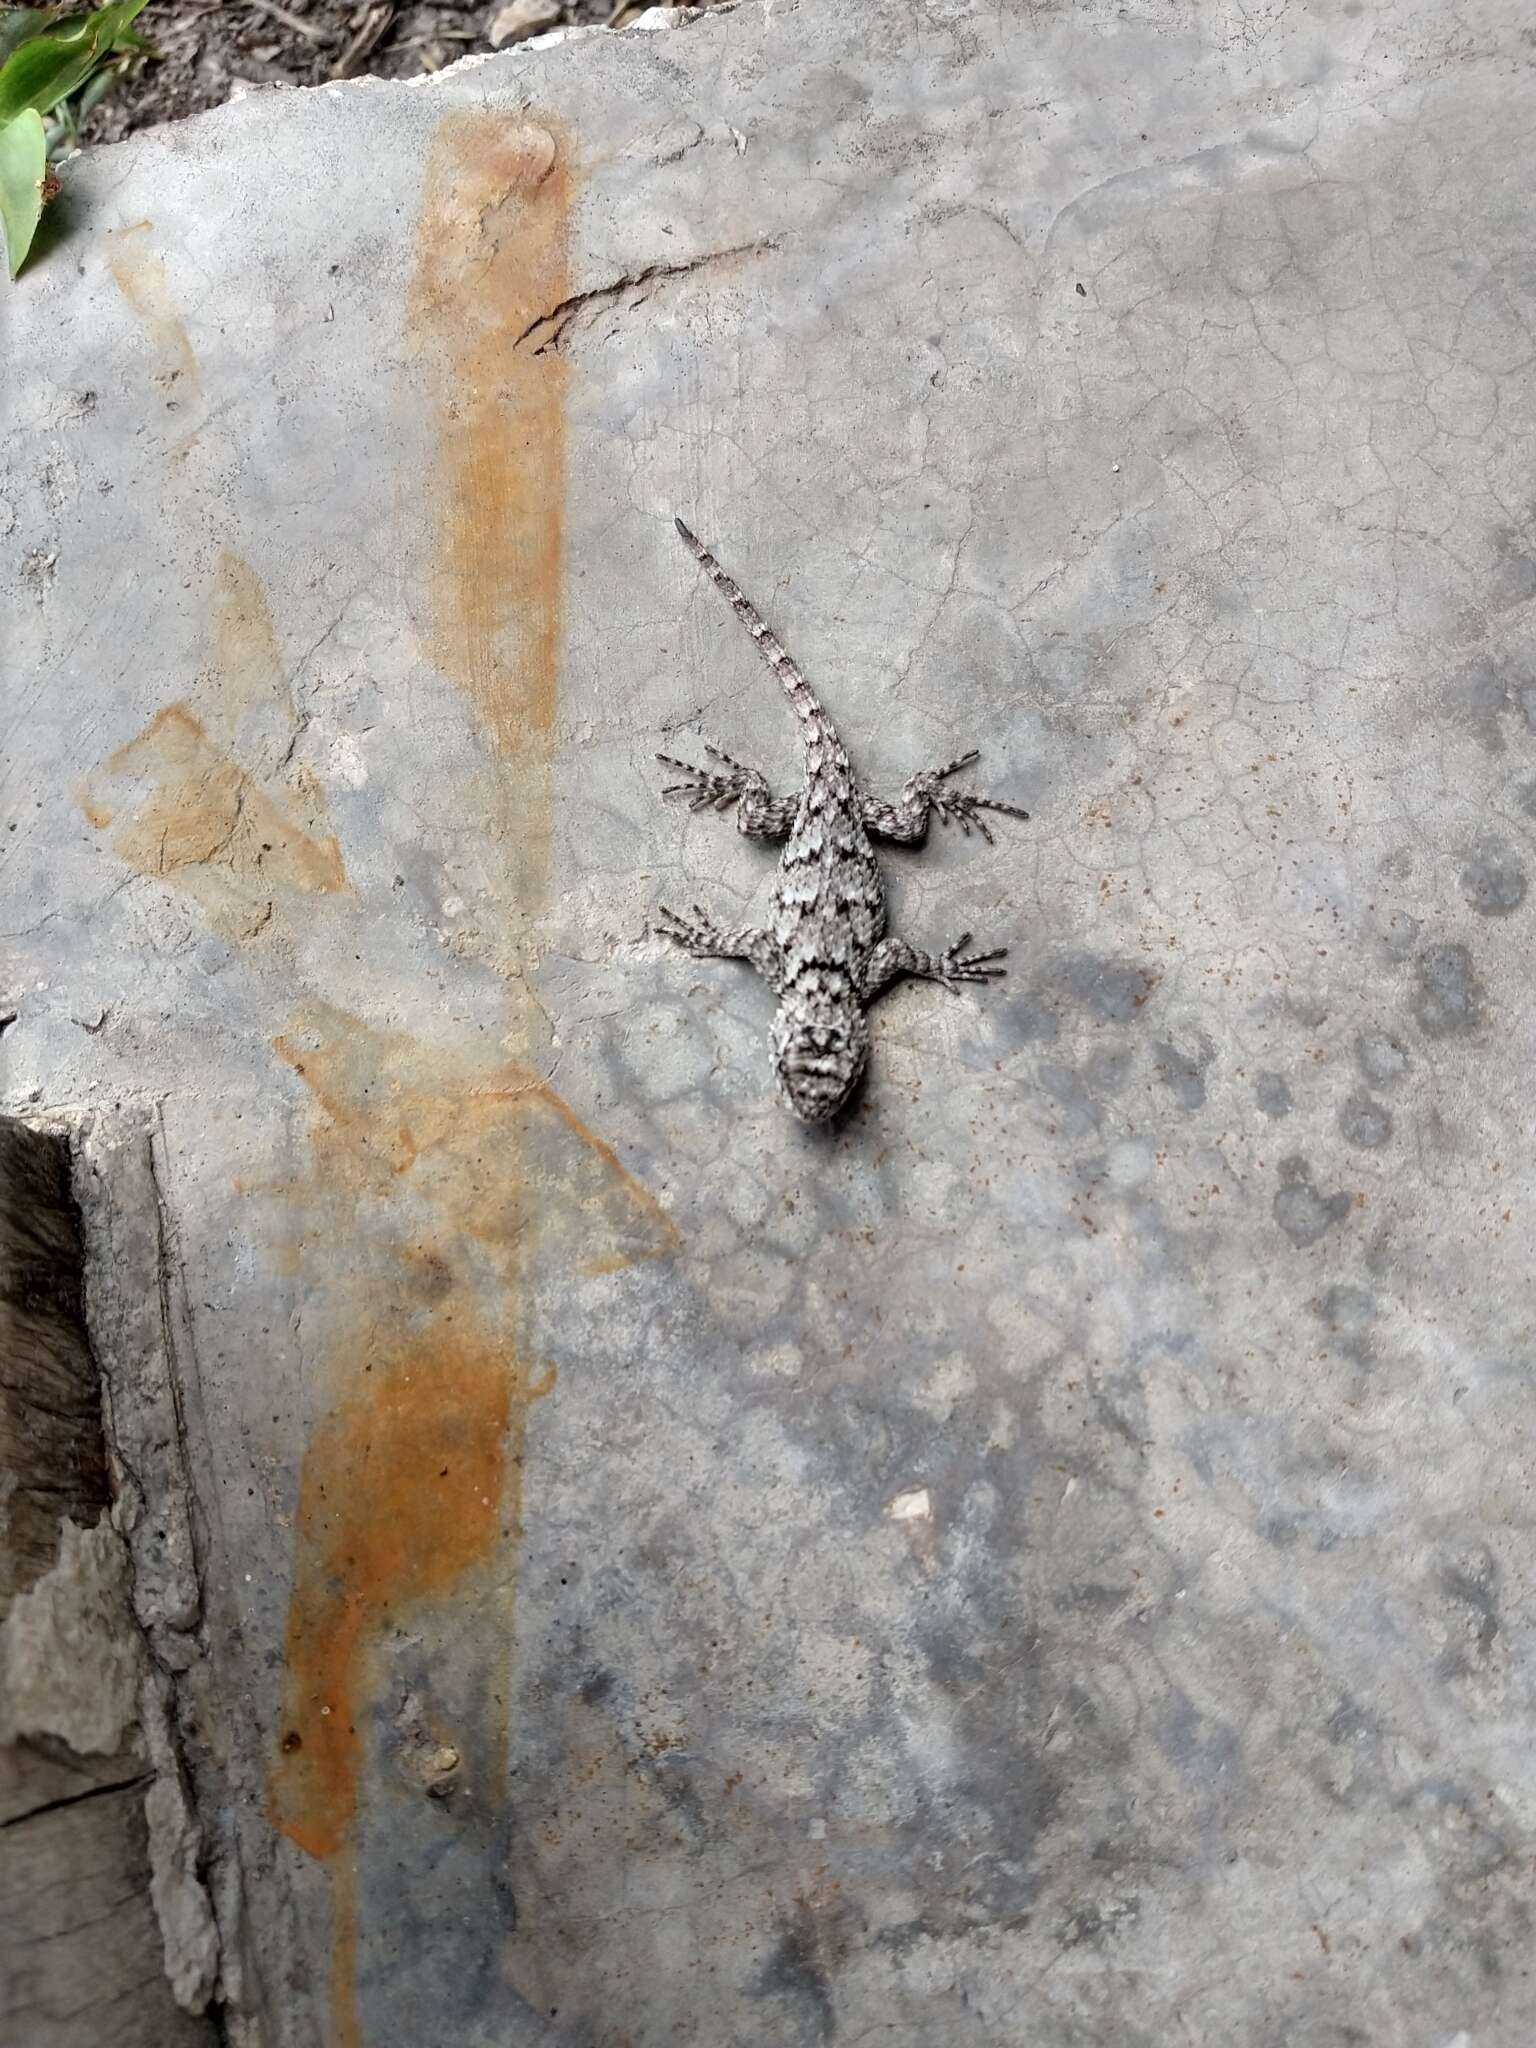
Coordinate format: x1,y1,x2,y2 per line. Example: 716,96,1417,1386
657,519,1028,1121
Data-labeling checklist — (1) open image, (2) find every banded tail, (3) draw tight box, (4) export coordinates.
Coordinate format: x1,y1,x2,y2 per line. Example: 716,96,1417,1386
675,518,843,757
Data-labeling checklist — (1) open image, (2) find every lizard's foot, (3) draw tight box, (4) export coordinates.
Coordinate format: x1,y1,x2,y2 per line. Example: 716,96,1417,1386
863,752,1030,845
935,933,1009,985
654,901,730,954
861,932,1009,1000
656,743,796,838
657,742,766,811
918,756,1030,846
932,791,1031,845
655,905,784,988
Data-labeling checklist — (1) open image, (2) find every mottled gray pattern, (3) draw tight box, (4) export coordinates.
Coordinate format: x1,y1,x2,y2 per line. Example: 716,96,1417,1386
657,521,1025,1120
5,1,1536,2043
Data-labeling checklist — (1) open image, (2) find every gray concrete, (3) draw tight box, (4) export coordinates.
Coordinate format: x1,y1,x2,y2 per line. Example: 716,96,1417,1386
6,1,1536,2040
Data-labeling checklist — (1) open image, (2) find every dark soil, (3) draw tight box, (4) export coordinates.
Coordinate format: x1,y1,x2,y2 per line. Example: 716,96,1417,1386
39,1,716,143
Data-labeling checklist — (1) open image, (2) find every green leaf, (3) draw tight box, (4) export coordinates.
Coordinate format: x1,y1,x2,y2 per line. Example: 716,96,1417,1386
83,0,147,50
0,11,60,68
0,4,148,122
0,18,104,123
0,105,47,278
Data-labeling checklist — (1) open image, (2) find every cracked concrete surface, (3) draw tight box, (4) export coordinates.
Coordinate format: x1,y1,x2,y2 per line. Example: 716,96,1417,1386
4,0,1536,2040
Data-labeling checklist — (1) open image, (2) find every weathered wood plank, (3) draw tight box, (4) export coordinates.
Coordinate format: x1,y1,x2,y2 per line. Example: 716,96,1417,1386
0,1116,216,2046
0,1777,209,2047
0,1120,109,1607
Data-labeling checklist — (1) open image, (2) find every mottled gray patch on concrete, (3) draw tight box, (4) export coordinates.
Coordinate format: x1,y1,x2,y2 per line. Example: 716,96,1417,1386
1273,1158,1352,1248
1153,1037,1210,1111
1438,1548,1502,1673
1253,1072,1292,1118
1413,944,1485,1038
1443,660,1515,753
1313,1283,1376,1364
1373,910,1422,964
1085,1045,1133,1093
1458,838,1529,917
1061,954,1160,1024
755,1907,837,2044
1355,1033,1409,1088
1337,1093,1393,1150
1039,1062,1103,1137
1060,1891,1140,1950
1491,537,1536,611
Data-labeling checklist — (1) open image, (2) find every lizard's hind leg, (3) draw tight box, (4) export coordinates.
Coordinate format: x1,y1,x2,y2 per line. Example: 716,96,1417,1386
861,751,1030,847
656,742,798,839
655,903,784,990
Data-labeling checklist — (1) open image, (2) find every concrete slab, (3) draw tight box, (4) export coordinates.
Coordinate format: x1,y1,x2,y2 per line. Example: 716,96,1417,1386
6,1,1536,2041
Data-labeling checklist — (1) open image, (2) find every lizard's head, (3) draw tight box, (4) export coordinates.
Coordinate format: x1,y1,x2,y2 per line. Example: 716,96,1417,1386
773,1006,869,1122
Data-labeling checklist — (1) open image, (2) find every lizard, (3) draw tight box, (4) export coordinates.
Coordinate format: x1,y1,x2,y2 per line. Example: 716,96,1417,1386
655,518,1029,1123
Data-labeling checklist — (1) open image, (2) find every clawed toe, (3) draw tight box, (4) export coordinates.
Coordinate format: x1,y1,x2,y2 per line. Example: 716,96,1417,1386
936,793,1032,845
656,742,766,816
659,768,739,812
937,799,991,844
941,940,1008,985
655,900,727,956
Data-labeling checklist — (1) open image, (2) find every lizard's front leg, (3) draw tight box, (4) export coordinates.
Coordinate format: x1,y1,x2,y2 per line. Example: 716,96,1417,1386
861,750,1029,847
861,932,1008,1002
655,903,785,992
656,742,798,839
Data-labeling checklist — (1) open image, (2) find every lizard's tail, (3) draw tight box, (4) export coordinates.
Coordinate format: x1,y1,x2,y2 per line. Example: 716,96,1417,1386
675,518,842,754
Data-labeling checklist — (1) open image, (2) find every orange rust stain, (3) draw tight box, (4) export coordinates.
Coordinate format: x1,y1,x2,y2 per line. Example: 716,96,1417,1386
266,997,673,2042
200,547,293,758
107,222,202,399
79,553,347,936
87,704,344,934
270,1317,554,1863
407,113,572,771
537,1085,683,1277
271,1003,679,1276
262,116,588,2037
271,1317,553,2048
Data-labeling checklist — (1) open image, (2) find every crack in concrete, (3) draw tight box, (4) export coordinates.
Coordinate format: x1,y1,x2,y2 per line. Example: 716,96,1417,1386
513,237,782,355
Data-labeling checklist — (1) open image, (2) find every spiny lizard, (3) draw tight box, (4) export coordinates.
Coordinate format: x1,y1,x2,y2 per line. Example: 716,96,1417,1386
657,518,1029,1121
